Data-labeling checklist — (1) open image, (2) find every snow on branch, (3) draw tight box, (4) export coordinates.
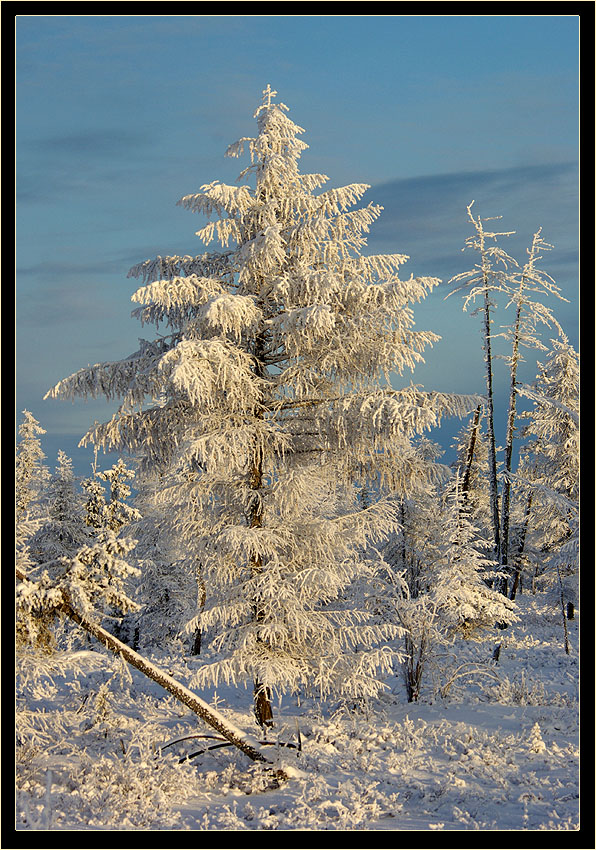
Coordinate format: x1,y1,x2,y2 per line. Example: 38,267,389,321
516,384,579,424
44,354,162,405
195,217,242,248
177,181,254,218
350,253,411,281
328,386,483,449
237,225,287,272
80,402,192,468
158,338,265,412
127,253,233,284
131,274,227,314
313,183,372,215
180,415,291,476
506,469,577,513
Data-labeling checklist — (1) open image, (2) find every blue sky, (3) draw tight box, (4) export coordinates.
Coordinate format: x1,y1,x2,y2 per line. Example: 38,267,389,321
15,14,580,476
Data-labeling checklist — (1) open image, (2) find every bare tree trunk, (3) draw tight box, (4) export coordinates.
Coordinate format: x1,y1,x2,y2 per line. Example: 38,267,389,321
191,629,202,656
556,565,571,655
404,631,426,703
248,331,274,729
253,681,274,728
509,492,533,601
461,405,482,505
482,289,502,576
191,574,207,655
484,287,506,645
500,300,523,595
16,565,282,772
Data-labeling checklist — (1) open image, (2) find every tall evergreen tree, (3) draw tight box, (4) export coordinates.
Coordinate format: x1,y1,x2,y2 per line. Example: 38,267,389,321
45,86,479,725
15,412,50,602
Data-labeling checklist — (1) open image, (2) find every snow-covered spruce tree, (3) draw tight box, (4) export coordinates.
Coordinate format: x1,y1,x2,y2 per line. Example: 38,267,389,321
16,410,49,522
432,476,517,641
29,450,88,574
128,474,200,652
15,412,50,611
498,229,566,591
447,203,518,572
17,455,141,653
45,86,479,726
515,333,579,609
16,532,140,652
26,449,90,647
83,457,141,534
384,456,515,700
79,457,142,642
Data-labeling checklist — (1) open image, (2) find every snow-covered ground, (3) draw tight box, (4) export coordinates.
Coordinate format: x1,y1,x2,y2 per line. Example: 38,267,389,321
15,594,580,832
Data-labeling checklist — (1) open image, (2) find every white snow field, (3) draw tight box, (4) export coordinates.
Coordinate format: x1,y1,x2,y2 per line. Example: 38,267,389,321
15,594,579,832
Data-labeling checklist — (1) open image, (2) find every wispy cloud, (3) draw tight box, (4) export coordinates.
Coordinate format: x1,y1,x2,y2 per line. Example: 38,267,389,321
367,161,579,288
16,128,155,204
26,128,148,158
17,258,124,279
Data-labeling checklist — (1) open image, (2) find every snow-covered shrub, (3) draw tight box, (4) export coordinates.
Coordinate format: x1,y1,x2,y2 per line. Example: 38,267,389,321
433,657,501,702
484,670,574,708
433,478,517,640
516,333,579,603
528,722,547,754
388,474,517,702
17,745,202,830
399,599,436,702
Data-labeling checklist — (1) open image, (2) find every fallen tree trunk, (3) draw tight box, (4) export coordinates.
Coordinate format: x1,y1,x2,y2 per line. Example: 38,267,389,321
15,565,283,774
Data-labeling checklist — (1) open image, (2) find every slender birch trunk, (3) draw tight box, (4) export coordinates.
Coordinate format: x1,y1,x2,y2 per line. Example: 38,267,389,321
501,229,563,597
482,286,501,571
499,296,523,595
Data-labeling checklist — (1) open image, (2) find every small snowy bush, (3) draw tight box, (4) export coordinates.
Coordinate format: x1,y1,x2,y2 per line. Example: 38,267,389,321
17,739,203,831
485,670,574,707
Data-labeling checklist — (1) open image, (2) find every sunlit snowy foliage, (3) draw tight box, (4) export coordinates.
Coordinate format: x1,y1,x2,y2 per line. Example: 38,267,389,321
44,86,479,723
